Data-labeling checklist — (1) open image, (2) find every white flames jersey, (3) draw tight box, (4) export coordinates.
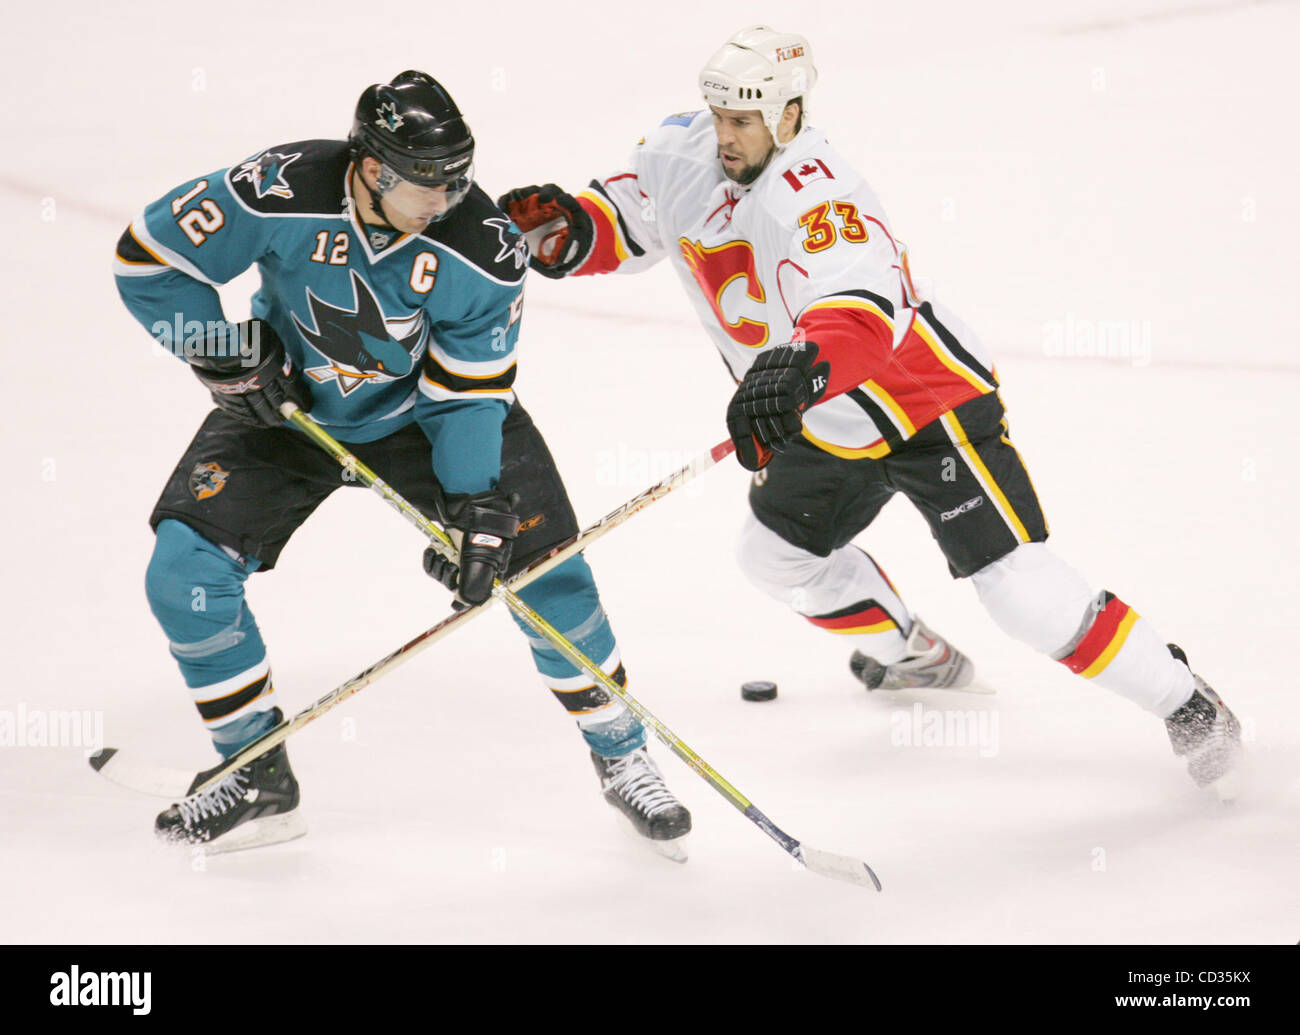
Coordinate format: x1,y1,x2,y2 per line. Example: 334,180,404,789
571,110,998,459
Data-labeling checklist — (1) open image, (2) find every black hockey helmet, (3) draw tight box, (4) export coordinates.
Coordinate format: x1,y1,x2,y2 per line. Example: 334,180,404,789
350,71,475,186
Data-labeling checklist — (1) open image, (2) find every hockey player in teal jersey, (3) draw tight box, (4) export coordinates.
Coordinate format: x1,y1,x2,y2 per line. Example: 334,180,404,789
114,71,690,856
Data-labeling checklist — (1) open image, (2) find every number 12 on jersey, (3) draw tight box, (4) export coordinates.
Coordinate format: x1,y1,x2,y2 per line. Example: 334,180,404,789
170,180,226,246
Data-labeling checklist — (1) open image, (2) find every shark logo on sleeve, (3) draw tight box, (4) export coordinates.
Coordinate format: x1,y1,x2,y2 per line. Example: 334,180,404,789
483,216,529,270
232,151,301,200
293,270,427,395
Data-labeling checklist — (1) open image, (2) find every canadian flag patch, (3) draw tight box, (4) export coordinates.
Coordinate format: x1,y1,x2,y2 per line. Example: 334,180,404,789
782,158,834,191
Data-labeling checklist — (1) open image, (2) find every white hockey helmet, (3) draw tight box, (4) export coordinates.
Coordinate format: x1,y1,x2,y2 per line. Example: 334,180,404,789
699,25,818,145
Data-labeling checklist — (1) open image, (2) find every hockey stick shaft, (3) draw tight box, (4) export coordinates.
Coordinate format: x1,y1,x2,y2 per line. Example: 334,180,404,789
173,406,733,791
285,407,880,889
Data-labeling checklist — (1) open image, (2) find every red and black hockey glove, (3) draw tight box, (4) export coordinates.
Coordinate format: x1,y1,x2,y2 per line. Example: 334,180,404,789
726,343,830,471
190,318,310,428
497,184,593,279
424,490,521,607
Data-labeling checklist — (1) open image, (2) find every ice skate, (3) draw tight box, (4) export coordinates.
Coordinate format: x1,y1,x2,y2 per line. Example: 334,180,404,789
1164,645,1243,800
850,617,983,692
155,740,305,854
591,746,691,862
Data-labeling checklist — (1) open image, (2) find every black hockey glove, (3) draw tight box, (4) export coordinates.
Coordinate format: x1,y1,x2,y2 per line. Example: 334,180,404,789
497,184,593,279
423,491,521,607
190,318,310,428
726,343,831,472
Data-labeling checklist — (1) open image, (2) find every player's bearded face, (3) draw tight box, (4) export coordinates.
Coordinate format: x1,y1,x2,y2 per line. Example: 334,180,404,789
710,107,775,185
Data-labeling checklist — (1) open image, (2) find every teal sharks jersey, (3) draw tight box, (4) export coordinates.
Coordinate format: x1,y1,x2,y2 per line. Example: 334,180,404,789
115,139,527,494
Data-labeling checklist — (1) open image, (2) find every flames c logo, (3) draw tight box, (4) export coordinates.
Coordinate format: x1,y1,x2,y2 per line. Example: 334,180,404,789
678,238,769,348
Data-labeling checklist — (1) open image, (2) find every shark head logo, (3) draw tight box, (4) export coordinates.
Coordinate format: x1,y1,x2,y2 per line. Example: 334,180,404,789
375,101,405,132
483,216,528,270
293,271,426,395
232,150,300,200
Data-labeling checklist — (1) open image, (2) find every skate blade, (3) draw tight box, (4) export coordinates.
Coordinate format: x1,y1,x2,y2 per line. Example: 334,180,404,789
872,679,996,696
645,835,689,863
952,678,997,695
612,812,689,863
1208,766,1244,804
168,810,308,856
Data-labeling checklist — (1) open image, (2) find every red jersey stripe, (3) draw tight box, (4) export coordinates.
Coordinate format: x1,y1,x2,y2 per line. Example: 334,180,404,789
573,194,626,276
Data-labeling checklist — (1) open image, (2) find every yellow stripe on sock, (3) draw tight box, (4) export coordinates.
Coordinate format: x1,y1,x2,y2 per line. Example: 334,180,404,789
1079,608,1140,679
827,619,898,635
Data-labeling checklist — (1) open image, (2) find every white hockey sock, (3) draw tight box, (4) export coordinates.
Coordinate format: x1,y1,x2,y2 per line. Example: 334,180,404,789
972,544,1193,716
737,514,911,663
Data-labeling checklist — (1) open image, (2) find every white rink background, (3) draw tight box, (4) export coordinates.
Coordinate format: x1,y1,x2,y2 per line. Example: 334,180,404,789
2,0,1297,943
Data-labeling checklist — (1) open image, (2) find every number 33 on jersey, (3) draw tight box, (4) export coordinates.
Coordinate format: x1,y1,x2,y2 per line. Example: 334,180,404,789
563,110,999,461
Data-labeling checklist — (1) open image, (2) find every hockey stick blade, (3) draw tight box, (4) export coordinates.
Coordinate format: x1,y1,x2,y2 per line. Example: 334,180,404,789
796,844,883,891
88,748,193,799
740,804,881,891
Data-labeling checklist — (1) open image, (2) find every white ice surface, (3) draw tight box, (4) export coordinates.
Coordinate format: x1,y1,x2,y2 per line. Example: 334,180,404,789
1,0,1297,943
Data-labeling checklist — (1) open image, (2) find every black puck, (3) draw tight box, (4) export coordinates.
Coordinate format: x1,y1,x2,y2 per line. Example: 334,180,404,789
741,680,778,702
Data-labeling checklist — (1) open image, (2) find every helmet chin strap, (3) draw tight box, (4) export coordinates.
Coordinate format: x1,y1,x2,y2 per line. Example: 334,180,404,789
352,165,403,233
736,116,804,183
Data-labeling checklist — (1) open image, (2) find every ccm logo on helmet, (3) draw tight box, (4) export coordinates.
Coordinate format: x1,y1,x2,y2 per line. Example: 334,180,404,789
702,80,731,92
444,155,471,172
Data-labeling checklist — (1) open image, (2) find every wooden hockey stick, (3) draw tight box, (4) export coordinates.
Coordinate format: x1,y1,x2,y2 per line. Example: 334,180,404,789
93,406,880,889
90,412,732,790
281,407,881,890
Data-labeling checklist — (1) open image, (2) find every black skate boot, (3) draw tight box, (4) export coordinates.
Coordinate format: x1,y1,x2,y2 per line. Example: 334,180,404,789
851,616,978,691
1164,645,1243,799
590,746,691,862
155,738,305,854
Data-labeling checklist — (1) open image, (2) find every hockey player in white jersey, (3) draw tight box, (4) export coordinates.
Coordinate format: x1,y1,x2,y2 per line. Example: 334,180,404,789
500,25,1242,795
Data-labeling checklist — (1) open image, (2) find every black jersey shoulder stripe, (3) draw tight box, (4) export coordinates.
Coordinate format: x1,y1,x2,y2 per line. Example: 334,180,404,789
917,301,996,387
845,388,907,449
115,225,162,265
838,288,895,319
224,139,350,217
802,288,895,321
587,179,647,258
